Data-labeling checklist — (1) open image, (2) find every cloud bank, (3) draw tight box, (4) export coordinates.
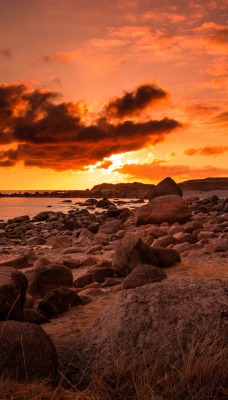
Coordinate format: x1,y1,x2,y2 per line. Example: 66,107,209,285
0,82,181,170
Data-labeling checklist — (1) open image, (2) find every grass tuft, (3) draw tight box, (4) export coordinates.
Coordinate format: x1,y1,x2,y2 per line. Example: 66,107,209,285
0,336,227,400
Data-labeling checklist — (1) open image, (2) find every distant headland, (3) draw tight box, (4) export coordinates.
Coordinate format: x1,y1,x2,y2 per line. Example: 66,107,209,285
0,177,228,198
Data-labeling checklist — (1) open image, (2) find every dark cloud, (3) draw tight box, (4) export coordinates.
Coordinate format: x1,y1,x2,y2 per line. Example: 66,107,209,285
184,146,228,156
104,84,167,118
0,48,12,59
0,82,181,170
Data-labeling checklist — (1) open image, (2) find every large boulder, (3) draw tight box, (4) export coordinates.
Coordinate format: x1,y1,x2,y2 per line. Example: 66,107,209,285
0,321,58,382
24,264,73,297
148,177,183,200
134,195,191,226
0,267,28,321
64,278,228,386
112,235,159,276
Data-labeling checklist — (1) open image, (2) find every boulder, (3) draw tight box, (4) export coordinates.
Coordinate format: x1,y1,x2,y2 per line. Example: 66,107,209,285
73,273,93,288
96,198,113,208
112,235,158,276
0,321,58,382
148,177,183,200
0,267,28,321
64,278,228,386
24,264,73,297
123,264,166,289
134,195,191,226
152,247,181,268
99,220,122,234
38,287,82,317
52,235,72,248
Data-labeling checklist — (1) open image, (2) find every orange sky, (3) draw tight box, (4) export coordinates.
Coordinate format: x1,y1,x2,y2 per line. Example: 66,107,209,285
0,0,227,189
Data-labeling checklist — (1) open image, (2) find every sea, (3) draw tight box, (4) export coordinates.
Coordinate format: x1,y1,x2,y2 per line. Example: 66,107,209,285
0,191,143,222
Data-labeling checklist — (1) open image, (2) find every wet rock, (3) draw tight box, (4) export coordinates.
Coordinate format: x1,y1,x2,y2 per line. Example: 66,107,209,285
96,198,113,208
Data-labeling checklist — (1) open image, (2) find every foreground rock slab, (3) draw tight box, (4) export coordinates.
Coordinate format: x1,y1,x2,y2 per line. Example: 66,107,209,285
64,278,228,386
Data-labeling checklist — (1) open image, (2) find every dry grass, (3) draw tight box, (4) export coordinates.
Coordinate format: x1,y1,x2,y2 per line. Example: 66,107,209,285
0,337,227,400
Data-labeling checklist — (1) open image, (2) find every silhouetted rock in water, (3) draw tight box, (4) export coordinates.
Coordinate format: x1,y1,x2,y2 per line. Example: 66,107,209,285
134,195,191,226
96,197,113,208
0,321,58,382
147,177,183,200
64,278,228,387
0,267,28,321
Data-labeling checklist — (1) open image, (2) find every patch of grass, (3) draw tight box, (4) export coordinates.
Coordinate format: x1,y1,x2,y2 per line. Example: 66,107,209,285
0,337,227,400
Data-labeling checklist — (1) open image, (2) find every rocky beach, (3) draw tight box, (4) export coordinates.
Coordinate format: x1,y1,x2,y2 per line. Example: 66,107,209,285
0,177,227,399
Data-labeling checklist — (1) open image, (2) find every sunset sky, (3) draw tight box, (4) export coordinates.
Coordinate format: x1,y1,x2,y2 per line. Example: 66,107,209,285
0,0,227,190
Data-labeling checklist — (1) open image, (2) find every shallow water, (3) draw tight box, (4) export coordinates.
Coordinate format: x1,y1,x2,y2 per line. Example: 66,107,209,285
0,197,143,221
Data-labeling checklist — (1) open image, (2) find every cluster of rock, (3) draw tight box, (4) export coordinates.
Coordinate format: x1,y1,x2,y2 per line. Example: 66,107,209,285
0,177,227,387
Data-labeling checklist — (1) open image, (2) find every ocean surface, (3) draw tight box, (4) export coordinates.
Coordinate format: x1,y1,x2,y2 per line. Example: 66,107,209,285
0,196,142,222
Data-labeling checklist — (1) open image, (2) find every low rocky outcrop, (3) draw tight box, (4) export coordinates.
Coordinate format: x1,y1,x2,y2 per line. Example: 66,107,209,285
64,278,228,386
0,267,28,321
134,195,191,226
0,321,58,382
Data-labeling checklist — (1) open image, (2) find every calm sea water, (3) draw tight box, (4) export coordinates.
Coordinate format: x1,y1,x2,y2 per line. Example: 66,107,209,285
0,196,142,222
